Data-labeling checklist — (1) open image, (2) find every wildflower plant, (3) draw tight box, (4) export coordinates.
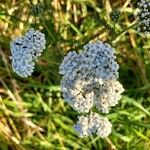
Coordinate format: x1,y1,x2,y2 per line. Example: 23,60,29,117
60,41,124,138
10,28,46,77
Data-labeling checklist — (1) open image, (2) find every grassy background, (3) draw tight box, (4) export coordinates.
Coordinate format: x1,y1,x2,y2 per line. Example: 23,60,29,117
0,0,150,149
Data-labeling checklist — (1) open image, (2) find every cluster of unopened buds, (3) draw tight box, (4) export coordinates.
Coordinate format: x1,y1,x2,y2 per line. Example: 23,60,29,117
10,28,46,77
60,41,124,138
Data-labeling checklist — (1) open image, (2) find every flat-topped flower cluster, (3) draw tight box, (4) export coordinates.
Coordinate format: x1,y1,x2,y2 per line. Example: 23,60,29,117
10,28,46,77
74,112,112,138
60,41,124,138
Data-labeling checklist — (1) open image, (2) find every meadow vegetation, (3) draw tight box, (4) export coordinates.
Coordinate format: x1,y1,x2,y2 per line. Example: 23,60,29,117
0,0,150,149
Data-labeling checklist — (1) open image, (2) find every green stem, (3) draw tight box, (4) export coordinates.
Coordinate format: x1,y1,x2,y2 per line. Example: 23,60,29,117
111,22,138,44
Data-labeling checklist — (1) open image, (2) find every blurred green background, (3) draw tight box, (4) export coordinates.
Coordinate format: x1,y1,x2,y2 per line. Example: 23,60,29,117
0,0,150,149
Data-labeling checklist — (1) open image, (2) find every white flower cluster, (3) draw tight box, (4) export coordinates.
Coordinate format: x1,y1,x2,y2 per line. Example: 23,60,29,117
74,112,112,138
61,76,103,113
60,41,119,80
137,0,150,34
60,41,123,113
95,80,124,113
10,28,46,77
60,41,124,138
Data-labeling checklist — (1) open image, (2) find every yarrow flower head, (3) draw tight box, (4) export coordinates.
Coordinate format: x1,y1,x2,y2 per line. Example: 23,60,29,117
74,112,112,138
60,41,119,80
60,41,123,113
10,28,46,77
61,76,103,113
94,80,124,113
60,41,124,138
137,0,150,34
